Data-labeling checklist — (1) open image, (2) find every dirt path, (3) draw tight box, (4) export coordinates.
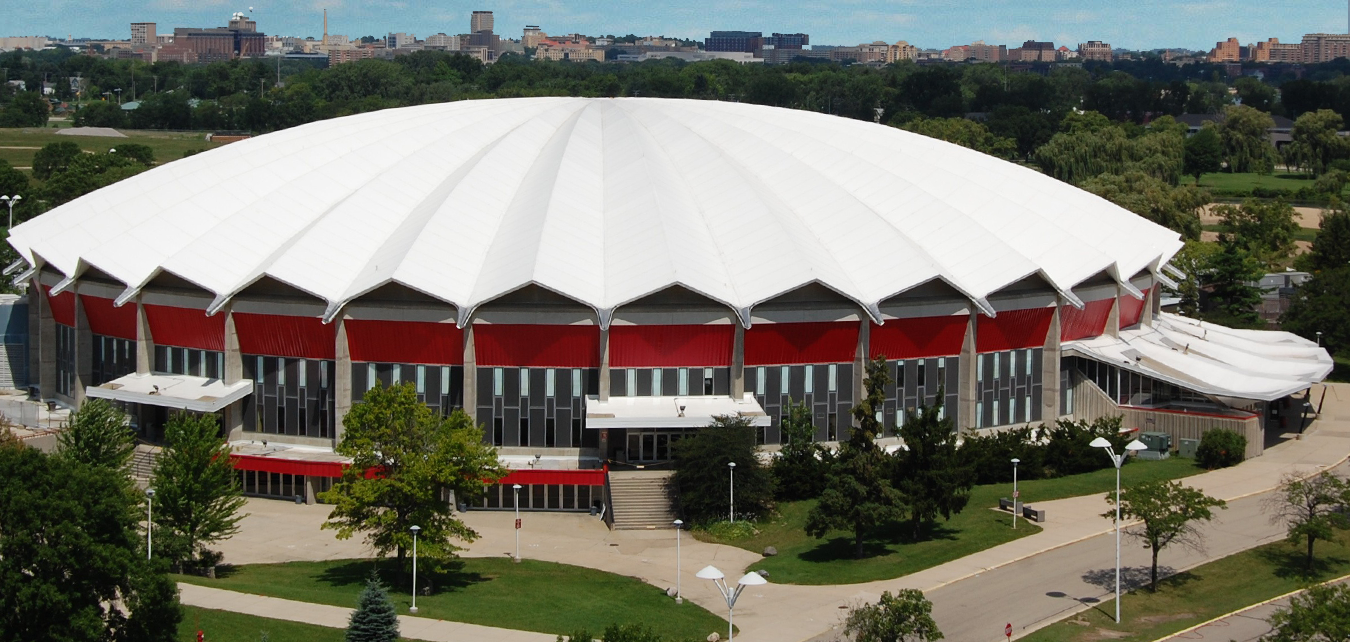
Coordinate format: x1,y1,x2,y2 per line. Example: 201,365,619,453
1202,204,1325,229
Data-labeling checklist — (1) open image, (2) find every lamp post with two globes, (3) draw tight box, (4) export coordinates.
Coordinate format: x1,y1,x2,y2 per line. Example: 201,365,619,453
1092,435,1149,624
409,524,421,613
697,565,767,641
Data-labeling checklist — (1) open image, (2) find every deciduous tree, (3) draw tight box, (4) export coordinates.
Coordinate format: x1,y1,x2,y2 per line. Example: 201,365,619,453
31,140,83,180
1219,105,1278,174
1213,199,1299,269
150,412,247,569
1183,126,1223,184
1264,583,1350,642
843,589,944,642
1104,479,1226,591
1285,109,1350,177
57,397,136,472
901,117,1015,159
672,415,775,522
1283,267,1350,357
1267,472,1350,571
772,399,831,501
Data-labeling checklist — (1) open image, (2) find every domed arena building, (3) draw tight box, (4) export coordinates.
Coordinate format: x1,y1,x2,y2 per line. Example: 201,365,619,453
7,97,1332,516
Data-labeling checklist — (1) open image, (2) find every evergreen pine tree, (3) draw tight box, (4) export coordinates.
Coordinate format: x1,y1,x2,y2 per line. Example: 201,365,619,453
346,576,400,642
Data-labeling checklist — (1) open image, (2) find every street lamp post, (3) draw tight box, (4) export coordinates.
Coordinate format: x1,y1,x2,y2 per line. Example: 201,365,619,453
145,488,155,560
512,483,522,563
697,565,767,641
1317,331,1323,346
1011,458,1020,529
673,519,684,604
0,195,21,228
409,525,420,613
728,461,736,523
114,88,122,105
1091,436,1149,624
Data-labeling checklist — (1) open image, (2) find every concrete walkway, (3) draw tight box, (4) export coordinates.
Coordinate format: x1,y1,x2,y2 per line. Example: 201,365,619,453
206,383,1350,642
178,583,554,642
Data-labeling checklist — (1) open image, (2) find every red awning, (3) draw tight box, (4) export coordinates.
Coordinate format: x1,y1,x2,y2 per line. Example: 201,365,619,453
230,454,346,478
869,315,967,360
44,285,75,327
234,312,336,360
609,324,734,367
345,319,463,365
1119,287,1150,329
81,294,137,340
498,468,606,486
144,304,225,351
1061,298,1114,342
744,321,859,365
473,324,600,368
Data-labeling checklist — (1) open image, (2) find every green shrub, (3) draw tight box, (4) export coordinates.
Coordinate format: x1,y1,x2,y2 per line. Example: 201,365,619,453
959,425,1047,484
699,519,758,541
1041,416,1130,476
602,623,662,642
1195,428,1247,469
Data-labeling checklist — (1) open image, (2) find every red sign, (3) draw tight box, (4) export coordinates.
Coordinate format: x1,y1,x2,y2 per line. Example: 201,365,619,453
515,518,522,530
1005,623,1012,639
1013,491,1020,498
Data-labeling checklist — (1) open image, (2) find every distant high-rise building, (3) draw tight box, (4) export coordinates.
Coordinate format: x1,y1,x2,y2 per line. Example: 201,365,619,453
1302,33,1350,63
763,33,808,49
167,12,266,63
130,22,156,46
523,25,545,48
425,33,460,50
471,10,494,34
1208,37,1242,62
969,40,1005,62
387,32,415,49
705,31,762,53
1078,40,1112,62
1009,40,1056,62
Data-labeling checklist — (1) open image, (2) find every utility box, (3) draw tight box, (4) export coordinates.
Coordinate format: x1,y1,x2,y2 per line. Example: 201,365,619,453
1178,438,1200,459
1138,431,1172,460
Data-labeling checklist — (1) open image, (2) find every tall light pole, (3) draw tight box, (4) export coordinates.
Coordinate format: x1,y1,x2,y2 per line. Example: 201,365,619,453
512,483,522,563
0,195,21,228
1091,436,1148,624
409,525,420,613
697,565,767,641
1011,458,1020,530
114,88,122,105
728,461,736,523
673,519,684,604
1317,331,1323,346
145,488,155,560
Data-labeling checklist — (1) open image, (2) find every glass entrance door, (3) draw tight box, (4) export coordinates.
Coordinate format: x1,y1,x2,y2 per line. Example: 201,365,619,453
625,430,685,462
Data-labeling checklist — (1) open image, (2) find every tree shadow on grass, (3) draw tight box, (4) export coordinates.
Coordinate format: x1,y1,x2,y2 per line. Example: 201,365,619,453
797,537,893,562
316,558,488,594
1256,544,1349,581
797,523,962,563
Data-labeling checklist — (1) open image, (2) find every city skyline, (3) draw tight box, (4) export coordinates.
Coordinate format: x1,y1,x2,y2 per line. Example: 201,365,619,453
5,0,1349,51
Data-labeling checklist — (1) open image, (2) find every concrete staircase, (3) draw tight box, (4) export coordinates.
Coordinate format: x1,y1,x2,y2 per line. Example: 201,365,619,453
131,443,162,482
608,470,678,530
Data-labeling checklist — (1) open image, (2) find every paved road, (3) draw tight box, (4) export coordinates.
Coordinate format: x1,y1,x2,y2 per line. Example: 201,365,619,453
929,478,1311,642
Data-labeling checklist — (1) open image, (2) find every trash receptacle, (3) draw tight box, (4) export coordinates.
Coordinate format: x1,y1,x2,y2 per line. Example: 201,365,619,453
294,494,304,505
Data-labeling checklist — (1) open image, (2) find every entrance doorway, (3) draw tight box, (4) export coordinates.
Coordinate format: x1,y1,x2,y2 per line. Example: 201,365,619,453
625,429,685,463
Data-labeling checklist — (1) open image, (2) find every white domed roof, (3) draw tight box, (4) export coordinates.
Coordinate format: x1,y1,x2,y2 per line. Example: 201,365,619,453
9,97,1182,325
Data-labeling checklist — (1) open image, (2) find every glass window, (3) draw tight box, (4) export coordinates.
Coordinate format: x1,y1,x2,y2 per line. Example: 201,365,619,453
278,359,286,386
756,367,765,395
519,368,529,397
368,363,377,391
546,368,555,397
678,368,689,396
626,369,636,396
993,400,1000,426
977,354,984,381
918,359,927,387
519,417,529,446
166,348,174,373
937,357,945,388
572,368,582,397
441,366,450,395
828,364,837,393
1026,349,1033,375
780,366,790,395
897,360,905,388
320,360,328,389
1024,395,1032,422
993,353,1000,380
651,369,662,396
493,367,504,396
804,365,814,394
299,359,308,388
416,365,426,394
703,368,714,395
977,401,984,428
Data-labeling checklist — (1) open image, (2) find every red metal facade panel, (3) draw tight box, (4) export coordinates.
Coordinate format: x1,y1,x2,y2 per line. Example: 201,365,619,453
44,286,75,327
1060,298,1114,342
233,312,336,360
345,319,463,365
473,324,601,368
230,454,345,478
868,315,968,360
498,469,606,486
79,295,137,340
144,304,226,351
609,324,735,367
1119,287,1150,329
744,321,859,366
976,307,1055,352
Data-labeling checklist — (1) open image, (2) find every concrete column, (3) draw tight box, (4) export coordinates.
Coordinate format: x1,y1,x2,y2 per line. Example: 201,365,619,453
598,326,610,402
730,323,745,398
27,284,41,393
223,303,243,384
462,322,477,423
957,306,978,432
1142,284,1157,326
1042,302,1062,421
73,288,92,406
304,475,317,505
1106,286,1122,338
333,314,351,443
224,400,244,442
37,282,55,401
135,295,152,375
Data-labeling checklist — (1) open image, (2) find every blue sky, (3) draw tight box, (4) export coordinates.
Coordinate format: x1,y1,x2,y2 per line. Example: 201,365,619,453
7,0,1349,51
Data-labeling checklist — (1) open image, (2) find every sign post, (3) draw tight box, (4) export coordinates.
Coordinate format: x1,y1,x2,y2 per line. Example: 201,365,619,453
1005,623,1012,640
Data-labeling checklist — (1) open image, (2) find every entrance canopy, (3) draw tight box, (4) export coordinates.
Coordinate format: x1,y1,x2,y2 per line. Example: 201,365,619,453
86,373,252,413
585,393,771,429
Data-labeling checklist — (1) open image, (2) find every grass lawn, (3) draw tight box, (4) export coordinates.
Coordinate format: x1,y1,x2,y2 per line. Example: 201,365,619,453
1196,170,1339,196
697,457,1204,585
176,556,726,641
1022,529,1350,641
1331,356,1350,384
1202,223,1319,243
0,127,221,170
179,605,365,642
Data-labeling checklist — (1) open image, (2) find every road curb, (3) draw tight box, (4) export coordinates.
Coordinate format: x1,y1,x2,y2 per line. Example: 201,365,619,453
1146,571,1350,642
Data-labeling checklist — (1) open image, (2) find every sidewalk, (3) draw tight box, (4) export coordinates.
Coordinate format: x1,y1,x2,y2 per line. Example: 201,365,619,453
178,583,555,642
208,382,1350,642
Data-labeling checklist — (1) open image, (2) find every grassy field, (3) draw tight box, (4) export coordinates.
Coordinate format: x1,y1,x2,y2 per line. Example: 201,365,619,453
696,457,1204,585
1202,223,1319,243
1022,529,1350,641
0,127,221,169
1196,170,1333,195
176,556,726,641
179,605,367,642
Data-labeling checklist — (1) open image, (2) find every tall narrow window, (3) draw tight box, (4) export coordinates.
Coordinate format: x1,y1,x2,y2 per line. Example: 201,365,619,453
1008,397,1016,424
780,366,790,395
827,414,837,441
755,367,766,395
626,368,637,396
993,400,1000,426
572,368,581,397
440,366,450,395
977,354,984,382
828,364,838,393
1009,351,1016,380
368,363,377,391
992,353,1000,381
937,357,946,390
519,417,530,446
519,368,530,397
1026,349,1033,375
493,418,504,445
546,368,556,397
1024,395,1032,422
391,364,400,385
546,418,556,447
678,368,689,396
804,365,814,394
298,359,308,387
917,359,926,388
651,369,663,396
976,401,984,428
493,367,504,396
416,365,426,394
703,368,714,395
255,356,264,384
897,360,905,389
319,360,328,389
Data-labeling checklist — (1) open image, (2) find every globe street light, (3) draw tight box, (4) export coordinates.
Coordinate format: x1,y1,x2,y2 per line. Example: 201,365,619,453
1091,436,1149,624
1011,458,1020,530
0,194,21,228
697,565,767,641
145,488,155,560
673,519,684,604
409,525,421,614
512,483,523,563
728,461,736,523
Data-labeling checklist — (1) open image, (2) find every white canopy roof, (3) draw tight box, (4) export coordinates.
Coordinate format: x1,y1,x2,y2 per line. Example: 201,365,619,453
9,97,1184,326
86,373,252,413
1065,313,1333,402
586,393,771,429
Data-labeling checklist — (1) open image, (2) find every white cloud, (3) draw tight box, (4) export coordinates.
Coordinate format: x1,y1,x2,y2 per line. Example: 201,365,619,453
990,24,1039,43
